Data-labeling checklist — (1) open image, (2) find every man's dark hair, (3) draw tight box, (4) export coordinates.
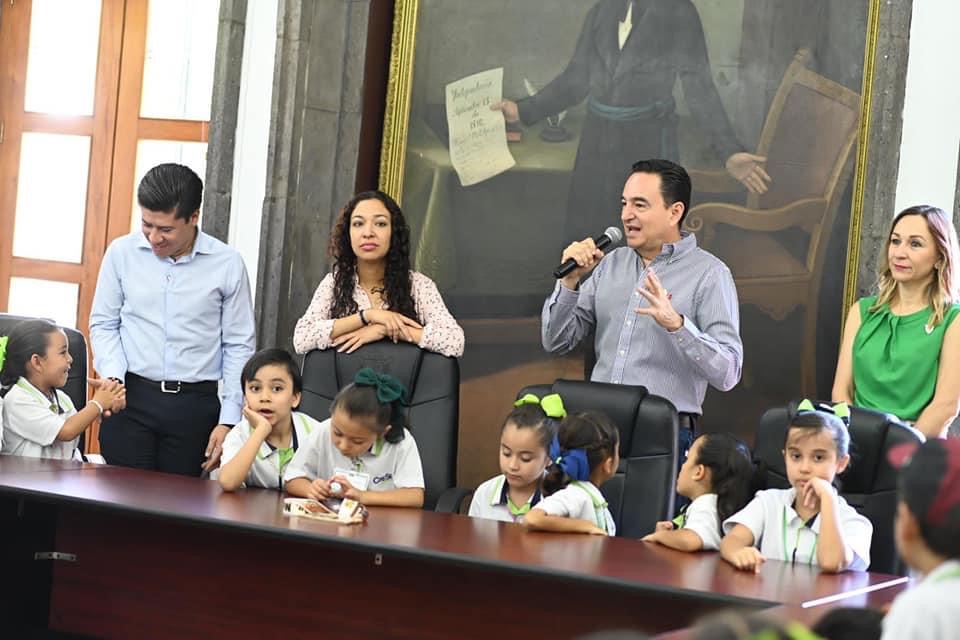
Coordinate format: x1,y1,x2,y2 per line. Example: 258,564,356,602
630,159,692,228
137,163,203,221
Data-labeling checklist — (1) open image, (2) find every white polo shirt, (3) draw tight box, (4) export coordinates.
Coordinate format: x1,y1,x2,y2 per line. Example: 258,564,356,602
1,377,80,460
723,487,872,570
468,474,543,524
535,480,616,536
283,418,425,491
882,559,960,640
676,493,722,550
220,411,321,490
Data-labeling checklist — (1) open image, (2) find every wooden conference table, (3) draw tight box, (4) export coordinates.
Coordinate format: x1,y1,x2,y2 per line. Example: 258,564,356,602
0,456,908,639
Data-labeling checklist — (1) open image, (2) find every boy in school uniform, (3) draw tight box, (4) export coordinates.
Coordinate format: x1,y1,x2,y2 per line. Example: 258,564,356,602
882,438,960,640
220,412,321,491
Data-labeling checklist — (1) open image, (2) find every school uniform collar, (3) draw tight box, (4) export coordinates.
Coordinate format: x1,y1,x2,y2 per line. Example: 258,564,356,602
15,377,73,414
492,475,542,509
347,436,387,465
571,480,606,505
922,559,960,582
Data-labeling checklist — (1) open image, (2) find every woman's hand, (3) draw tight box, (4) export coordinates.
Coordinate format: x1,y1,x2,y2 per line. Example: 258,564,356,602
364,309,422,343
332,324,388,353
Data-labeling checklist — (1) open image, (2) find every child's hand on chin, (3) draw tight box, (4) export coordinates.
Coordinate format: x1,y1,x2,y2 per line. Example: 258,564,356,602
242,406,273,434
800,477,831,510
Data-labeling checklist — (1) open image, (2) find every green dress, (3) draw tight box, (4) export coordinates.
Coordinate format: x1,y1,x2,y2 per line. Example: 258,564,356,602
852,295,960,421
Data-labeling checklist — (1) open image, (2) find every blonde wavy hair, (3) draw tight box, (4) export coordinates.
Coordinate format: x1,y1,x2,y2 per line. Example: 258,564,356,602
872,205,959,327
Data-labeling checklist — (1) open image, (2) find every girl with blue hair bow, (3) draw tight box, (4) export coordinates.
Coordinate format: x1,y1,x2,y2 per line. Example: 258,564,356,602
524,412,620,536
468,393,565,524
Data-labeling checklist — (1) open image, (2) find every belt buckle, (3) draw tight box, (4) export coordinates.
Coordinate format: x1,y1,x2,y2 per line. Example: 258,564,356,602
161,380,181,394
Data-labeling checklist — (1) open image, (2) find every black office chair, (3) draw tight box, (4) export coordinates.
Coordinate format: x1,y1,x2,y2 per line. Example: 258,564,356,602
299,342,467,511
754,401,924,575
0,313,89,451
518,379,679,538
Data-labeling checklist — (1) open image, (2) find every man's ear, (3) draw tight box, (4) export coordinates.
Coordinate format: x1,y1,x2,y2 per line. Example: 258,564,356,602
292,391,302,410
669,201,685,226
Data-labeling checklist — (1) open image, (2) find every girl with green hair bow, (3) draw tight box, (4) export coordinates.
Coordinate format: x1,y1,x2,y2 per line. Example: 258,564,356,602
468,393,566,524
283,368,426,508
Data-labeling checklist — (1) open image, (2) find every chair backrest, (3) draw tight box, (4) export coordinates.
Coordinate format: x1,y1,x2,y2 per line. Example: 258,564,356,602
748,48,861,272
299,342,459,510
754,401,924,575
0,313,89,450
518,379,678,538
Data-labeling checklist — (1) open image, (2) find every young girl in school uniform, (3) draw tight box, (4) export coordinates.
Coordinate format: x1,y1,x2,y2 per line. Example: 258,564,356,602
218,349,322,491
720,401,873,573
524,411,620,536
643,432,754,551
0,319,125,460
468,393,565,523
284,368,425,508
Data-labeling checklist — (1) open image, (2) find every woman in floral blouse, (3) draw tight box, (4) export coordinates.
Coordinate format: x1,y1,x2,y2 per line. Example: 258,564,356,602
294,190,464,358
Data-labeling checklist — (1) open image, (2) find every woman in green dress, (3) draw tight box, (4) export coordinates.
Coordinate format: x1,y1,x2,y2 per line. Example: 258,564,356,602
833,205,960,438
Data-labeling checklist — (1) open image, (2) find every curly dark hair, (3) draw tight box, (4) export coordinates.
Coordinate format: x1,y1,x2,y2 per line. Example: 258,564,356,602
328,190,417,321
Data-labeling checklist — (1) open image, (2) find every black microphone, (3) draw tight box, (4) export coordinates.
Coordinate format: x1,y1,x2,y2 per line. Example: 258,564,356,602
553,227,623,279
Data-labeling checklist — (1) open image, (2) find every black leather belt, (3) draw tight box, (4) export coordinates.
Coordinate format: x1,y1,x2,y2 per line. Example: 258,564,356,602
126,373,218,395
678,413,699,432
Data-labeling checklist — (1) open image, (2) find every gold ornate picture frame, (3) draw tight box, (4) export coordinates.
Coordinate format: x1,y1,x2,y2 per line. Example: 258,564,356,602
379,0,882,485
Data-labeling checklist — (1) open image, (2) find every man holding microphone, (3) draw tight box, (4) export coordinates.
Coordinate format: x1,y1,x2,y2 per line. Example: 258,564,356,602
542,159,743,456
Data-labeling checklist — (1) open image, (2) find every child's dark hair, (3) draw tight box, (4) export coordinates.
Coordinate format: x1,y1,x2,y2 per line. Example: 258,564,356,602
812,606,883,640
330,369,408,444
694,433,755,538
241,348,302,395
543,411,619,496
785,411,850,458
501,404,561,452
0,319,60,398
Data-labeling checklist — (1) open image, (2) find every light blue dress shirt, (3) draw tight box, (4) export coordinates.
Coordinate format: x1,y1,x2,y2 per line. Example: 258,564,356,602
89,230,256,425
542,232,742,415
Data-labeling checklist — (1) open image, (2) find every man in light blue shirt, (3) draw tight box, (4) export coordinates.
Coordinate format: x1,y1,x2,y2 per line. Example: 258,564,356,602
90,163,256,476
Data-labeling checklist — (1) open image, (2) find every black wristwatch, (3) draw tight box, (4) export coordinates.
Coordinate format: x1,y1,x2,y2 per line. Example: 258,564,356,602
359,309,369,326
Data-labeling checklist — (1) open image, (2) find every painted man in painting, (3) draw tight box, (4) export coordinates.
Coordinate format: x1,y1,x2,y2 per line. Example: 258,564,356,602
497,0,770,242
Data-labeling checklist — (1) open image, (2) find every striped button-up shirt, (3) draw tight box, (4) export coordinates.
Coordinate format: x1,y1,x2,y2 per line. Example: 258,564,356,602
541,232,742,415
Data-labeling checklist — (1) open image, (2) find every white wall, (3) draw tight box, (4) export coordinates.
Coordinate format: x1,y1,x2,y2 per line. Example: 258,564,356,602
894,0,960,215
228,0,279,302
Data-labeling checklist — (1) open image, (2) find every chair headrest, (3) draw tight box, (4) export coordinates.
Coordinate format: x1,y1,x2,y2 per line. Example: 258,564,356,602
517,380,677,457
